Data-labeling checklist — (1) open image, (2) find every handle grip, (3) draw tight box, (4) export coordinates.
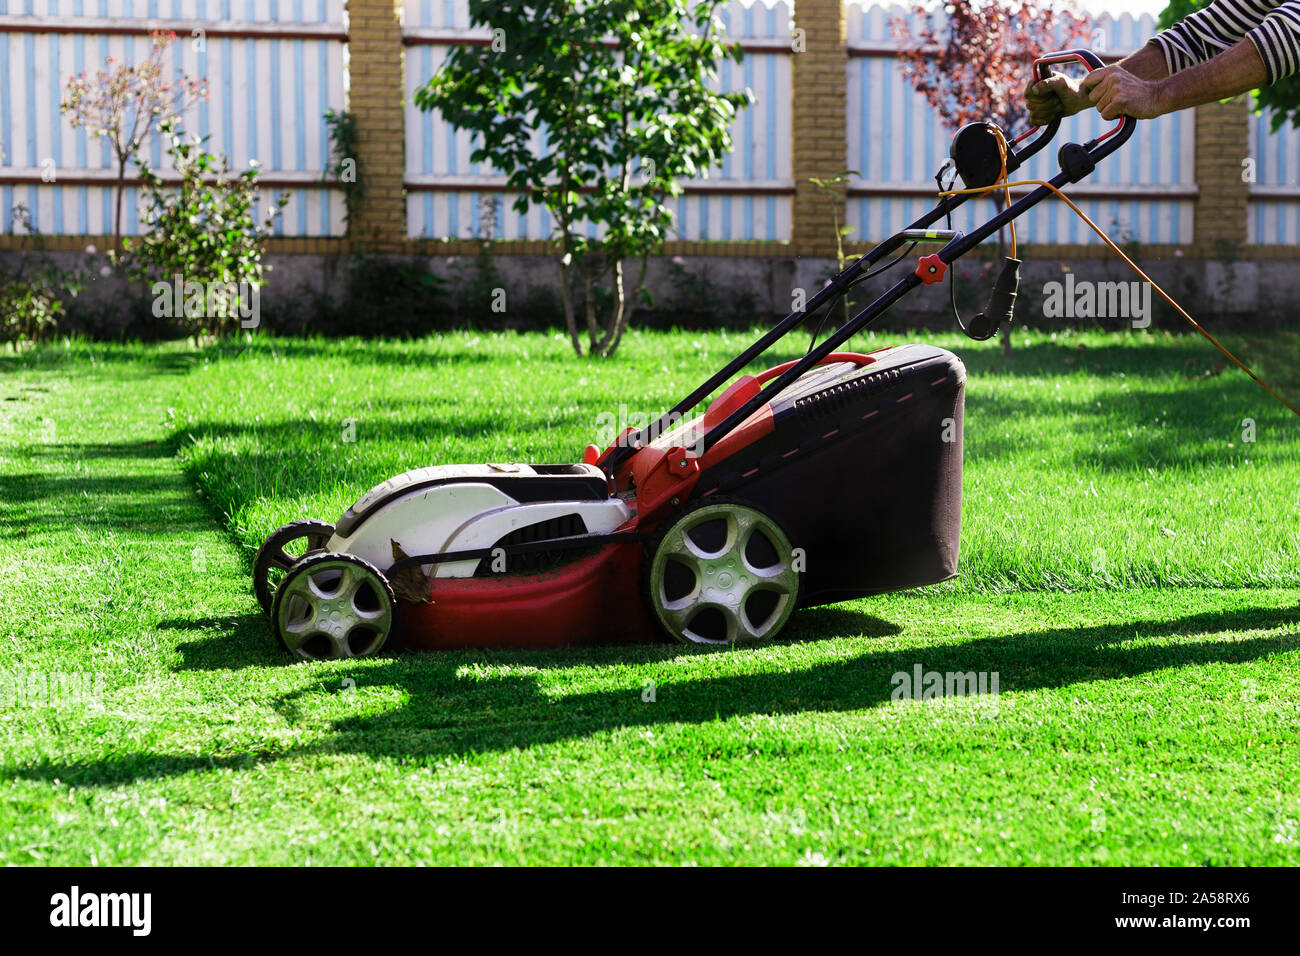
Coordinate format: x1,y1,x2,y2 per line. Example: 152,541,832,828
1033,48,1106,78
962,257,1021,342
1006,52,1095,170
1029,48,1137,153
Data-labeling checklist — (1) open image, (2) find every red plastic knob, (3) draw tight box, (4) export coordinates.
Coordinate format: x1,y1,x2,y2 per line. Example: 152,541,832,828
915,254,947,285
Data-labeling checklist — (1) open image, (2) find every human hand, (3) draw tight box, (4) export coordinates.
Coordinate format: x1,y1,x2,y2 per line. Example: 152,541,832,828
1082,65,1169,120
1024,73,1093,126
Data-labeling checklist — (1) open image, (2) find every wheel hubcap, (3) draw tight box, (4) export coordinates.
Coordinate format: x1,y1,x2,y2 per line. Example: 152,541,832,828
276,560,392,660
650,504,798,645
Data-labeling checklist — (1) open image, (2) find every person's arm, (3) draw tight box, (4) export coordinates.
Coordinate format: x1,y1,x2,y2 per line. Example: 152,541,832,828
1025,0,1300,124
1025,42,1169,125
1085,38,1267,120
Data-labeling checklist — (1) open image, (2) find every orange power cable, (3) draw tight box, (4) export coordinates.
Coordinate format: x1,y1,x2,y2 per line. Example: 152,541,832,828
940,178,1300,418
993,130,1017,259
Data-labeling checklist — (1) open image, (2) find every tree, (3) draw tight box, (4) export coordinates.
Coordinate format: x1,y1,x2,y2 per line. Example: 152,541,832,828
891,1,1089,352
892,1,1089,141
415,0,750,357
1159,0,1300,131
60,31,207,252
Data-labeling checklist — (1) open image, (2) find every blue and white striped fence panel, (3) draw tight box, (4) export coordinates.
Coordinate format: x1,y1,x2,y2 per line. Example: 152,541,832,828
0,0,347,237
846,5,1196,246
1248,109,1300,243
402,0,793,242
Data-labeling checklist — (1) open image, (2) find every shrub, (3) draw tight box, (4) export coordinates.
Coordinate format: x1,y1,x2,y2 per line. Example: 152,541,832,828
264,255,448,338
0,206,85,345
128,117,286,340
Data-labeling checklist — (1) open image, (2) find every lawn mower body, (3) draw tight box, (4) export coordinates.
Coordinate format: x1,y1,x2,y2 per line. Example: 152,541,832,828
256,48,1134,658
258,343,966,656
378,344,965,650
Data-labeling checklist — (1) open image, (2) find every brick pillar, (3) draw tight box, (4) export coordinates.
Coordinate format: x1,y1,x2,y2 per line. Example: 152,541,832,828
348,0,407,251
790,0,848,257
1193,96,1250,256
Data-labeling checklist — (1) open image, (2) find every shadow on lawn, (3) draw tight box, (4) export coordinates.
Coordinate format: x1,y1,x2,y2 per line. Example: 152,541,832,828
0,437,217,539
9,602,1296,788
171,335,1298,513
159,603,906,674
964,386,1298,472
0,346,198,379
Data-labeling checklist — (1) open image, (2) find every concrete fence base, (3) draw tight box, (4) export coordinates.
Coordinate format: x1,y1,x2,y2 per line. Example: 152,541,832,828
7,249,1285,340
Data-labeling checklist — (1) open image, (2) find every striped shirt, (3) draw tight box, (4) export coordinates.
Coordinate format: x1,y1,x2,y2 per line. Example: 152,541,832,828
1154,0,1300,83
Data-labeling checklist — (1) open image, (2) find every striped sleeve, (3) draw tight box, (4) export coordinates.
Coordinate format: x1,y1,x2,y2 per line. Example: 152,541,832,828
1152,0,1300,82
1247,5,1300,81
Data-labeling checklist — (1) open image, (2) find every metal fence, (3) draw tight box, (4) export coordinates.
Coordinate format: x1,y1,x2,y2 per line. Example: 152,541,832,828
0,0,347,237
0,0,1297,246
1248,107,1300,244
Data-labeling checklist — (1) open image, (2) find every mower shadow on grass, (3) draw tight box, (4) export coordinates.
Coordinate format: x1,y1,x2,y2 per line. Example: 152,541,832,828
162,604,896,674
160,613,293,670
284,606,1299,761
0,437,220,539
779,606,903,641
8,602,1296,789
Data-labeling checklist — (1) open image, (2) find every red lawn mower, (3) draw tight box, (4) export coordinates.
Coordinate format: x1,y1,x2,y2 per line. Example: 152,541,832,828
255,50,1139,660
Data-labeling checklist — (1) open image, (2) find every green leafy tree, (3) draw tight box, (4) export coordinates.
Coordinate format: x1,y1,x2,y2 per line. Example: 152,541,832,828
1159,1,1300,130
415,0,750,357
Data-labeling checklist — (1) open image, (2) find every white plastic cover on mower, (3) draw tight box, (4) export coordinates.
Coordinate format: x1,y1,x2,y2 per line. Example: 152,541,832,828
325,464,629,578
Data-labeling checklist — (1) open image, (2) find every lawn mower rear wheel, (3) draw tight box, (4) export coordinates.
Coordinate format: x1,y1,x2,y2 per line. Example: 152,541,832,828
253,519,335,614
642,499,800,645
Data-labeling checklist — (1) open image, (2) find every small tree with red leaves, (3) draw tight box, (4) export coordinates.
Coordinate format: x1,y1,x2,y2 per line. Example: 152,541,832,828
891,1,1088,351
890,1,1089,139
61,31,208,252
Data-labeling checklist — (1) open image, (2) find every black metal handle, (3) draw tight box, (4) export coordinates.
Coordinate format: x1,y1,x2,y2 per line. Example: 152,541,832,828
602,48,1138,475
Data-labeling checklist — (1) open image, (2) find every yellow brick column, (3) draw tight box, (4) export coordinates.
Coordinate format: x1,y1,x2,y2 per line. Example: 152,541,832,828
790,0,848,257
1193,97,1250,255
348,0,407,251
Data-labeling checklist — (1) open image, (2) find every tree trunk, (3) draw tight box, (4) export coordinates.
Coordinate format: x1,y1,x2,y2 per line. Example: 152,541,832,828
595,259,630,357
557,259,582,356
114,165,126,253
583,271,600,353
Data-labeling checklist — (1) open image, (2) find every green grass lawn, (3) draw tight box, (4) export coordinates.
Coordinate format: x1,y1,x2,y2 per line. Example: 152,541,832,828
1,327,1297,865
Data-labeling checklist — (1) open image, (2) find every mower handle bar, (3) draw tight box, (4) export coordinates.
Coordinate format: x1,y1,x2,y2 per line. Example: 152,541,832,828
600,49,1137,476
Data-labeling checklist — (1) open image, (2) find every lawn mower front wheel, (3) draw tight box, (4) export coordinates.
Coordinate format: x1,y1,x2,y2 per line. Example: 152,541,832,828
271,552,396,661
642,499,800,646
